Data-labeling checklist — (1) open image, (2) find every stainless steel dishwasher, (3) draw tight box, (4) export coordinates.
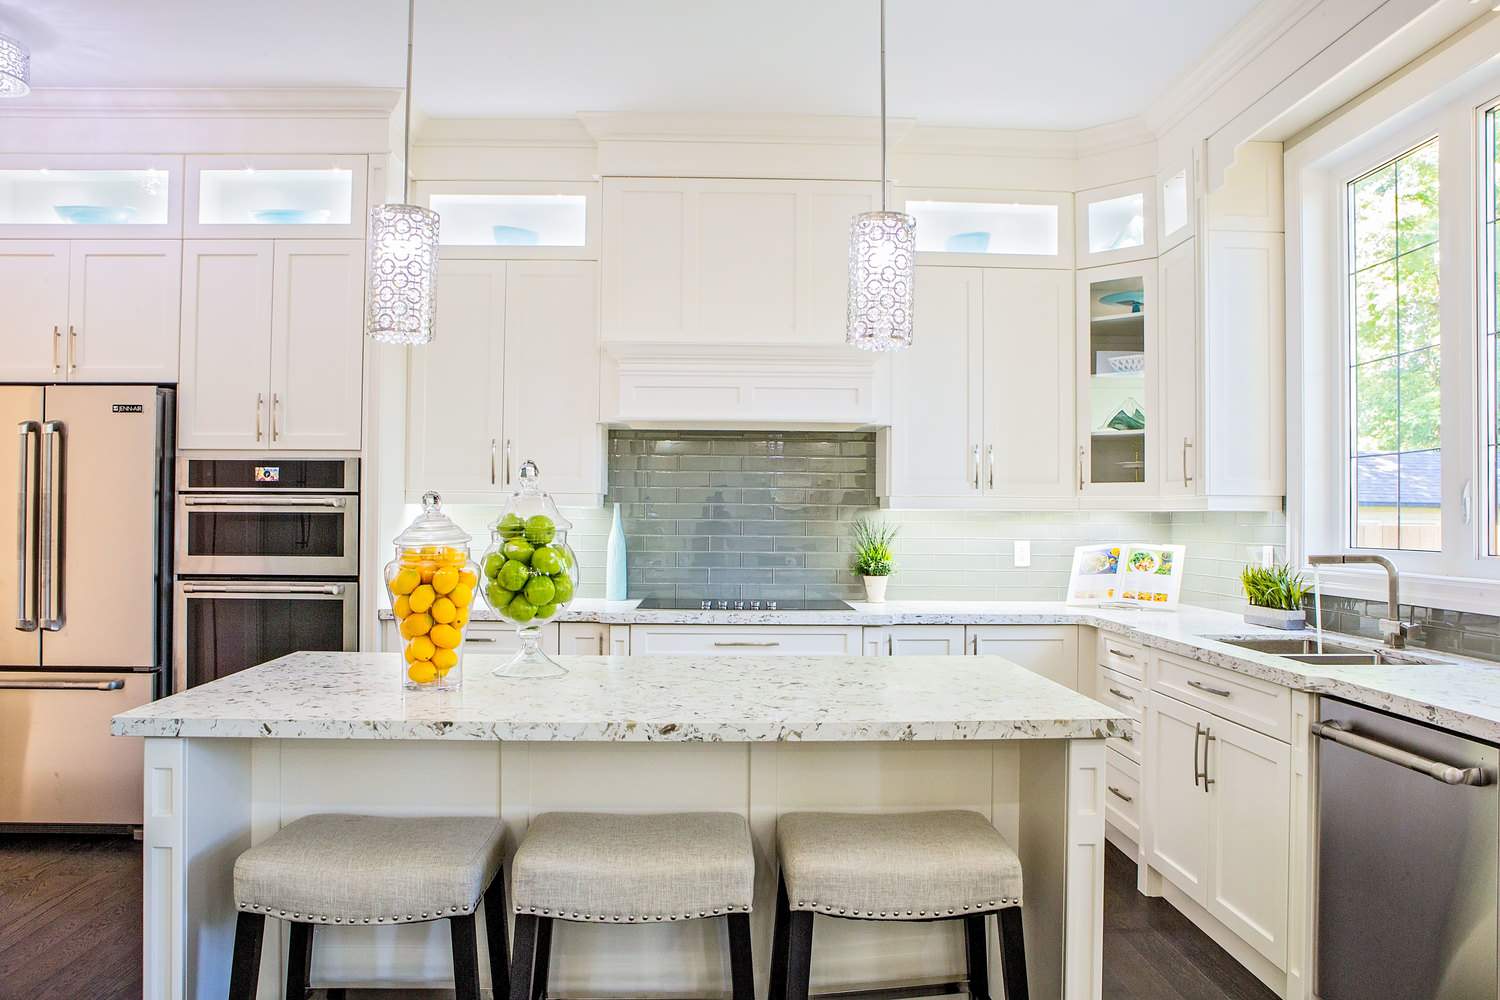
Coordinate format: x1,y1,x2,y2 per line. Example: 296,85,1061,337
1314,697,1498,1000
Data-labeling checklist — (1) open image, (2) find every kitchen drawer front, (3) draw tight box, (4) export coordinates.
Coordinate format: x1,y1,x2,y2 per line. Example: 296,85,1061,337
464,622,560,655
629,625,864,656
1097,632,1145,680
1150,650,1290,742
1105,749,1141,842
1109,717,1143,764
1095,664,1143,723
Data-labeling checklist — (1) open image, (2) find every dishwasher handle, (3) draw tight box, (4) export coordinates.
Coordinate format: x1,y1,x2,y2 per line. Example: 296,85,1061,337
1313,720,1492,787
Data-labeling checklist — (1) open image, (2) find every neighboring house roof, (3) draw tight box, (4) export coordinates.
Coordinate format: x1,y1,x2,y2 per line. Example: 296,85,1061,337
1356,450,1441,507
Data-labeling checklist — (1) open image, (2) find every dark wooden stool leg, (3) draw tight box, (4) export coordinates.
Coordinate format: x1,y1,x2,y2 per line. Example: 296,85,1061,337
509,913,539,1000
451,913,482,1000
785,909,814,1000
727,912,755,1000
285,922,314,999
769,875,791,1000
965,914,991,1000
227,911,265,1000
484,872,510,1000
531,916,554,1000
997,906,1029,1000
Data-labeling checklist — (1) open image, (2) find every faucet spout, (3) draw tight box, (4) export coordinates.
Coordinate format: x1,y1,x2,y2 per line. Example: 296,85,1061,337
1307,554,1415,648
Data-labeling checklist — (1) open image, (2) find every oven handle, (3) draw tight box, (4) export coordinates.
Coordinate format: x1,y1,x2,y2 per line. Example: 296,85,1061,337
1313,720,1492,787
0,679,125,691
181,583,346,596
180,496,347,509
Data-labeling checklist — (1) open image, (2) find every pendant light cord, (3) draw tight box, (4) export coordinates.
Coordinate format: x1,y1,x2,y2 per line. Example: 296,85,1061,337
402,0,416,202
879,0,887,212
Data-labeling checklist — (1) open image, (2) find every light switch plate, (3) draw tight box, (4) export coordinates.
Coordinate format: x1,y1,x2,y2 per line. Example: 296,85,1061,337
1014,540,1032,568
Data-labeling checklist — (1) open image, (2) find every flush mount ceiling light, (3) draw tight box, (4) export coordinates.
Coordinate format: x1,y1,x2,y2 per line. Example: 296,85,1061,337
367,0,440,346
0,33,30,97
846,0,914,353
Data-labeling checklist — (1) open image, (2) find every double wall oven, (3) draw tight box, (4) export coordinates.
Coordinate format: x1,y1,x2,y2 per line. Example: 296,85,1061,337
175,456,359,690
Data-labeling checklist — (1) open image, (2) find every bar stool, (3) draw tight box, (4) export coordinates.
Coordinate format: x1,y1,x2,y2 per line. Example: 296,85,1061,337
770,810,1028,1000
509,812,756,1000
226,813,508,1000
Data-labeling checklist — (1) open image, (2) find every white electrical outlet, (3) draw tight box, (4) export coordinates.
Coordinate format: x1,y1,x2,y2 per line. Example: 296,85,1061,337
1014,540,1032,568
1259,545,1275,566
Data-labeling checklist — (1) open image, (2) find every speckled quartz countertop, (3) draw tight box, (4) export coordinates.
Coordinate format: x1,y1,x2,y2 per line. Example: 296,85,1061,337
110,652,1129,742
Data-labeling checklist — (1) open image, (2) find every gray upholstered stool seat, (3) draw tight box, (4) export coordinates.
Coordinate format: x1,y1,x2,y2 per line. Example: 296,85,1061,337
227,814,508,1000
509,812,756,1000
511,811,755,922
776,809,1023,919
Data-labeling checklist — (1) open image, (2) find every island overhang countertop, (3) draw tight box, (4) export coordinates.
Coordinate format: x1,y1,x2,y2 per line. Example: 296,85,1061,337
110,651,1127,742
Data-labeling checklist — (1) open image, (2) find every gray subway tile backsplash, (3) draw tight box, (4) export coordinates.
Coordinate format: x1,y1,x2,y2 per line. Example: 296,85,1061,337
1302,593,1500,662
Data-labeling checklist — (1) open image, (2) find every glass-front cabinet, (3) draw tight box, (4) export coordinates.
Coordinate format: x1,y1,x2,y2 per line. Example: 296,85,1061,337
1076,178,1156,268
184,155,367,238
896,188,1073,268
416,181,598,258
1078,262,1158,495
0,155,182,237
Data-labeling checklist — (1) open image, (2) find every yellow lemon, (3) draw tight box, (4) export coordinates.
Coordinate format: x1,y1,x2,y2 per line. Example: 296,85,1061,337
418,561,438,583
431,596,457,624
392,594,411,619
409,635,436,661
400,613,433,639
420,545,440,556
454,607,469,627
458,569,479,591
433,647,458,670
389,568,420,596
451,581,475,606
430,623,462,649
407,660,437,684
408,584,436,614
403,642,419,663
432,567,459,595
442,546,466,564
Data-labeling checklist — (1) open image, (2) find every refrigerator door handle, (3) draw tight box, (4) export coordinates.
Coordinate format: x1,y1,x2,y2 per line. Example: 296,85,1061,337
0,678,124,691
39,419,63,632
16,420,39,632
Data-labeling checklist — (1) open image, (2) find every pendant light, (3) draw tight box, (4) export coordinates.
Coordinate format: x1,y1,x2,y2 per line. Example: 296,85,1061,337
0,33,30,97
367,0,440,345
846,0,914,352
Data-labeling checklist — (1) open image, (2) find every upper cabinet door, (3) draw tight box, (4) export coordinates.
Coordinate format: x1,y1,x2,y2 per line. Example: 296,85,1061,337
178,241,274,450
268,240,365,450
1158,156,1196,252
982,269,1075,499
66,241,182,383
0,242,69,383
0,155,183,239
1157,239,1199,498
897,188,1074,269
185,155,368,239
503,261,601,499
602,178,691,340
1076,178,1157,268
1078,261,1159,498
416,180,599,260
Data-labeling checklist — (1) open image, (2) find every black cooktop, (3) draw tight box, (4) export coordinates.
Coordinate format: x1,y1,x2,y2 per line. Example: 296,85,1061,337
636,598,856,612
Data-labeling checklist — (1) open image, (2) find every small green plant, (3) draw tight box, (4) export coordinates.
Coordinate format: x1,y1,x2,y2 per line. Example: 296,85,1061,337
1241,563,1309,611
850,519,898,578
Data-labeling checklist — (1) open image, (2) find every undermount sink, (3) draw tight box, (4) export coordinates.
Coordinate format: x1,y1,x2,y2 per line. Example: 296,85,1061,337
1213,636,1442,666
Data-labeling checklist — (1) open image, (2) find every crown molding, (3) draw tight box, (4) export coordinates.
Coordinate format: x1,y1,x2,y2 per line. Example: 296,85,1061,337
414,116,595,148
0,87,403,118
577,111,918,146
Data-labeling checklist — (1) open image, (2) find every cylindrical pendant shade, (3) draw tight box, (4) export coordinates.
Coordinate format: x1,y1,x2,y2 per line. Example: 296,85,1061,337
846,210,915,352
0,34,29,97
366,203,440,345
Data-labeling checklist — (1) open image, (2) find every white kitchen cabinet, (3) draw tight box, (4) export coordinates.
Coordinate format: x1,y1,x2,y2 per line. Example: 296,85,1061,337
1076,178,1157,267
1157,238,1199,498
1144,690,1213,905
864,625,966,656
0,240,180,383
885,266,1074,504
559,623,610,655
1104,750,1142,845
0,155,182,239
1158,158,1195,253
179,239,363,451
416,179,599,260
628,625,863,656
895,188,1074,269
185,155,367,239
1077,262,1158,499
966,625,1079,689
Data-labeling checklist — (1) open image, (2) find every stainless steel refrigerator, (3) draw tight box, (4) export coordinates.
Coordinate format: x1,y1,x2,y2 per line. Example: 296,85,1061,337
0,384,172,828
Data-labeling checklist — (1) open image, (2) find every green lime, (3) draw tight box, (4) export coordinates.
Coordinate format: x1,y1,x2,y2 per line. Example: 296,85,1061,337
497,513,526,540
506,596,537,622
497,559,530,592
523,515,556,545
484,582,514,609
523,575,555,607
550,573,574,604
531,545,565,575
482,552,505,579
501,538,534,564
535,602,559,619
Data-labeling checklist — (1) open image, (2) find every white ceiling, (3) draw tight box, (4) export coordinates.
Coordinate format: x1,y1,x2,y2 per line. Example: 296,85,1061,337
6,0,1264,130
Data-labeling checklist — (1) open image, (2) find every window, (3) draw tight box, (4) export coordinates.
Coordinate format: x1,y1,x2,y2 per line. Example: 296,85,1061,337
1347,139,1440,552
1486,109,1500,556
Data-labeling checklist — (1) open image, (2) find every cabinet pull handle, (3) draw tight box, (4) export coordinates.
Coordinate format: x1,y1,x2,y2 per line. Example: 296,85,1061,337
51,326,60,374
1202,729,1216,792
255,394,264,442
1182,438,1194,486
971,634,978,654
712,641,781,648
271,394,281,441
67,325,77,373
987,444,995,490
466,635,499,644
506,440,513,486
1107,785,1134,803
1108,648,1135,660
16,420,39,632
1119,728,1135,743
1187,679,1232,698
1078,446,1086,491
1108,686,1135,702
490,438,497,485
972,445,980,490
887,635,893,655
1193,722,1205,788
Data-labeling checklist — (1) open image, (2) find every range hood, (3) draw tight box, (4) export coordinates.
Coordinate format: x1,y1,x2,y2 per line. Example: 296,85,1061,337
599,342,891,429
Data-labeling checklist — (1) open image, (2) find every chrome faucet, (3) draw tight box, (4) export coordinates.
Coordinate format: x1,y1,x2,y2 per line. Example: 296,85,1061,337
1308,554,1419,649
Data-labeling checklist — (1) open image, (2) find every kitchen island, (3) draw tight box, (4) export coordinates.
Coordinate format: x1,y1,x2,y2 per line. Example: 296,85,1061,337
113,652,1125,1000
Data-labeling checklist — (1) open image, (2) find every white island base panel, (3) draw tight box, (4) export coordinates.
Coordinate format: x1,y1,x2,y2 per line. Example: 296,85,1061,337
142,736,1107,1000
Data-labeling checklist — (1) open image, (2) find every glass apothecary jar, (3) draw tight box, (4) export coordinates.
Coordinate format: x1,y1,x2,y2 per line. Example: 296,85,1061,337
385,492,481,691
479,461,579,678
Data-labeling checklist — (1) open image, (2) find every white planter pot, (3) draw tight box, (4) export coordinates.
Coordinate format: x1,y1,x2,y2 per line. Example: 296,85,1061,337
862,576,889,603
1244,606,1307,630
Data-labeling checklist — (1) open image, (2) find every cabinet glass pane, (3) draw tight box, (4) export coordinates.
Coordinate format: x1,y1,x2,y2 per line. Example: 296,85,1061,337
906,200,1057,256
1088,192,1146,254
0,169,170,226
1087,275,1147,484
1162,170,1188,236
429,193,587,247
197,168,353,225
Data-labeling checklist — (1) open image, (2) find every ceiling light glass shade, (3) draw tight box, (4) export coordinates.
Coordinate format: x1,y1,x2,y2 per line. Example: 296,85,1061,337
0,34,29,97
846,210,916,351
367,203,440,345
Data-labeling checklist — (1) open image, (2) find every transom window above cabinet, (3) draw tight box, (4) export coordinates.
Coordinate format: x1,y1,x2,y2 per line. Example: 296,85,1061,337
416,181,599,259
184,155,368,238
0,156,183,238
1076,178,1157,267
896,189,1073,268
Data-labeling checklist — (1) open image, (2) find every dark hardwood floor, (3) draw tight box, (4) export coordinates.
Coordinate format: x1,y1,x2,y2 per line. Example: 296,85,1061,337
0,834,1276,1000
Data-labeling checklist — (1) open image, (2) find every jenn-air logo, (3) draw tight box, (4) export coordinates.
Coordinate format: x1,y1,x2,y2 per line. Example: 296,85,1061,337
111,404,144,413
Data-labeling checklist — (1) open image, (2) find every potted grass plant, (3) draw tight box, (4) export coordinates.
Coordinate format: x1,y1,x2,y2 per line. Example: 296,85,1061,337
851,519,898,603
1240,563,1310,629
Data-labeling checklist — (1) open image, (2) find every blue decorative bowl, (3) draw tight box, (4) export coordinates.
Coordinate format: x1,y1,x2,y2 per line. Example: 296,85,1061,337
1100,290,1146,313
53,204,136,225
493,225,540,246
945,231,991,253
252,208,324,224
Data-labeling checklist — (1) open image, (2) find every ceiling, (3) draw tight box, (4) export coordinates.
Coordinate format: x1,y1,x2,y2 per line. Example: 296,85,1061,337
5,0,1265,131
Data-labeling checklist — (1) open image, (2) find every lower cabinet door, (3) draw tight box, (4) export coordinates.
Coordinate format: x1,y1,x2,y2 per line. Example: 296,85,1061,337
628,625,863,655
1145,690,1212,906
558,623,609,655
967,625,1079,689
867,625,966,656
